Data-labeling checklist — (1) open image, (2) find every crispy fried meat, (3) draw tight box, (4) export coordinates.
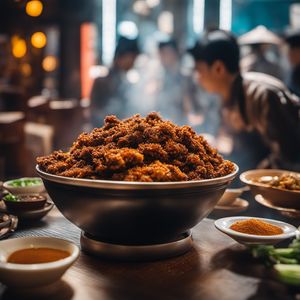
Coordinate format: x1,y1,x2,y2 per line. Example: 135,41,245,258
37,113,234,181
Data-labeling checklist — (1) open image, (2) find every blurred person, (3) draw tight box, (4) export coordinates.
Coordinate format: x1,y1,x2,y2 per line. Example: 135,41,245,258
90,36,140,127
154,39,197,125
191,85,221,137
239,26,283,80
285,30,300,97
189,30,300,172
240,43,283,80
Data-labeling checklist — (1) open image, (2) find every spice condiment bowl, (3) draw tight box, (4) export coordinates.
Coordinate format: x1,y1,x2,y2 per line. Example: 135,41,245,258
214,216,298,245
0,236,79,288
3,193,47,212
3,177,45,195
240,169,300,209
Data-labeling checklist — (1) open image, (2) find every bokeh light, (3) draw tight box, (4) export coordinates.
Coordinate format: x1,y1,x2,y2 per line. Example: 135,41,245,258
11,36,27,58
20,63,32,76
31,32,47,48
118,21,138,39
42,55,58,72
26,0,43,17
146,0,160,8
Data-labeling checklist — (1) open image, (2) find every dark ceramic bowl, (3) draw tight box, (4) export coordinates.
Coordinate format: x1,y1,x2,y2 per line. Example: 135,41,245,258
3,194,47,212
36,164,238,245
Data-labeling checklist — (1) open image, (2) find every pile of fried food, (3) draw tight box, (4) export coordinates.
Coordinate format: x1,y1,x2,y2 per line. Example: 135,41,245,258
37,113,235,182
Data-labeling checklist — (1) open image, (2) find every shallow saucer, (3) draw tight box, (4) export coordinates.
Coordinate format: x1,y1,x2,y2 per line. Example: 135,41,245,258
214,216,298,245
255,194,300,218
0,201,54,221
214,198,249,214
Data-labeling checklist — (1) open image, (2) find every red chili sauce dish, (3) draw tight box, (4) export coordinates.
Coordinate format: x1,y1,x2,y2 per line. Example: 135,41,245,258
7,247,70,264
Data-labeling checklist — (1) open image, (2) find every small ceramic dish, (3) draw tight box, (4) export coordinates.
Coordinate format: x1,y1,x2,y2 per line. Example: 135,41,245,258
0,200,54,221
3,194,47,211
214,216,298,245
240,169,300,209
217,187,249,206
3,177,45,195
0,236,80,288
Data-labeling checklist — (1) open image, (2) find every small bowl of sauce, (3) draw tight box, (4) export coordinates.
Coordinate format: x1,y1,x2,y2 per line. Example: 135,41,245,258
0,237,79,288
3,193,47,212
7,247,70,264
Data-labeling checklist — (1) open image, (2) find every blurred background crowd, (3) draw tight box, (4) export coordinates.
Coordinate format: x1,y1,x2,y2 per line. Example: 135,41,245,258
0,0,300,179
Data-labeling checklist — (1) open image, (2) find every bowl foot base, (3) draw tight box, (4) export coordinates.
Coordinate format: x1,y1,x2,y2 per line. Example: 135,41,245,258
80,231,193,261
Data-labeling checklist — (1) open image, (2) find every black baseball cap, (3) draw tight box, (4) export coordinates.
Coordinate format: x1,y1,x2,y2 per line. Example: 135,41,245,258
188,30,240,73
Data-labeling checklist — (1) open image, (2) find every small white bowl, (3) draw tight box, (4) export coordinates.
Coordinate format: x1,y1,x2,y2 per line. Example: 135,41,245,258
3,177,45,195
0,237,79,288
214,216,298,245
217,188,245,206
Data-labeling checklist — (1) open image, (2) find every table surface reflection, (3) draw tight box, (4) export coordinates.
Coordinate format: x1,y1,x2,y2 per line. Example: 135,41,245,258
0,206,298,300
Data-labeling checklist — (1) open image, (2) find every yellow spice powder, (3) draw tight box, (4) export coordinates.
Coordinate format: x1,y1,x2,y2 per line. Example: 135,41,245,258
229,218,283,235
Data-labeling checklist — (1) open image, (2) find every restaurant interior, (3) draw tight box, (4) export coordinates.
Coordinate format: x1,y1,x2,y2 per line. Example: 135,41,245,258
0,0,300,299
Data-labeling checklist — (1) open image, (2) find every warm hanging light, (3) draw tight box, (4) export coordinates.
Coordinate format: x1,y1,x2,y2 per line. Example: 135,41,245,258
42,55,57,72
31,32,47,48
26,0,43,17
12,36,27,58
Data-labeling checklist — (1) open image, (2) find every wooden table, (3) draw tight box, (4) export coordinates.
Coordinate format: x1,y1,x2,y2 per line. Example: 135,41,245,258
0,207,298,300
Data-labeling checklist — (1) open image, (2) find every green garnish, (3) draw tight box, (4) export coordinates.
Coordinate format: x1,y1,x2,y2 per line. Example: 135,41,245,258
275,264,300,286
3,194,18,202
8,178,42,187
252,237,300,286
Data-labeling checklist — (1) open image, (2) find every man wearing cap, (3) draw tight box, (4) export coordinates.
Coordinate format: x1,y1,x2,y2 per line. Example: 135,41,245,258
90,36,140,127
189,30,300,171
285,30,300,97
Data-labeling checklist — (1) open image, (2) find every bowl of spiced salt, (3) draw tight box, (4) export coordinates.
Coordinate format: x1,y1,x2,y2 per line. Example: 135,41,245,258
36,113,238,260
215,216,298,245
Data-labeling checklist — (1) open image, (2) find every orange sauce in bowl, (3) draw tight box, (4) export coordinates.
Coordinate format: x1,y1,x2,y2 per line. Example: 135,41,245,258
7,248,70,264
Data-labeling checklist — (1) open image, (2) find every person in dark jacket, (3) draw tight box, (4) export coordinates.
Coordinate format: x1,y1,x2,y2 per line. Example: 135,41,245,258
285,30,300,97
90,37,140,127
189,30,300,171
